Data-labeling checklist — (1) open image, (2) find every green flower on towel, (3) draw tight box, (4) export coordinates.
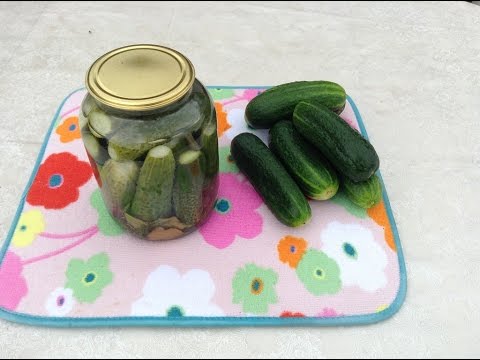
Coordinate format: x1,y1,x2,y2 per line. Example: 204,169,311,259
296,249,342,296
219,146,239,173
209,88,235,101
65,253,113,303
232,264,278,314
90,189,124,236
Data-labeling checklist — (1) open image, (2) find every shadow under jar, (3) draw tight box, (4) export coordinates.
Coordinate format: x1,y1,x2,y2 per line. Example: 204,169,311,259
80,45,219,240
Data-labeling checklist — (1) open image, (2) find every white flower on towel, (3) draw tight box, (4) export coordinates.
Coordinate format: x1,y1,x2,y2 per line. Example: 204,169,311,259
131,266,224,317
224,108,269,145
45,287,75,316
322,222,388,292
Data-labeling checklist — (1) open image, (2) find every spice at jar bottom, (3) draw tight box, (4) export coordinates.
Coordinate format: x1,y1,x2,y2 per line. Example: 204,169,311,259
81,44,219,240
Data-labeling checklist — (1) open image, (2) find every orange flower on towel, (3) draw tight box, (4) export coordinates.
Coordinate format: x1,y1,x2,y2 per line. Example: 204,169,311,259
56,116,81,143
367,201,396,251
277,236,308,269
215,102,231,137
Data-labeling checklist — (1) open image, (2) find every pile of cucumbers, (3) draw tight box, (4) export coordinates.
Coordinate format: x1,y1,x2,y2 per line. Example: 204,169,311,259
231,81,382,227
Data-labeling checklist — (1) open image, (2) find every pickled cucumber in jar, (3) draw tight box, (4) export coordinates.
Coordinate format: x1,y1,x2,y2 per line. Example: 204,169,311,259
81,44,219,240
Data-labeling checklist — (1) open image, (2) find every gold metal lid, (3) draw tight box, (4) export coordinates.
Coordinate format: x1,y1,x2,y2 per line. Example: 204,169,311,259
86,44,195,112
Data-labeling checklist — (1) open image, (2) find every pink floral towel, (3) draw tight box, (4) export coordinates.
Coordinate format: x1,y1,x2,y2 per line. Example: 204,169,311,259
0,87,406,326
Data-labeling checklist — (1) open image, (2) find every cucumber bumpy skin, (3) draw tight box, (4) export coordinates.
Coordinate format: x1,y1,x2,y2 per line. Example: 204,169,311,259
172,150,205,226
100,159,140,213
269,120,339,200
129,145,176,222
342,174,383,209
200,122,219,178
245,81,346,129
231,132,312,227
107,126,168,161
293,101,379,182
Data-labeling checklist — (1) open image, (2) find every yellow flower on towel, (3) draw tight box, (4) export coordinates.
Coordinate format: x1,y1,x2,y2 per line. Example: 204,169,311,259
12,210,45,247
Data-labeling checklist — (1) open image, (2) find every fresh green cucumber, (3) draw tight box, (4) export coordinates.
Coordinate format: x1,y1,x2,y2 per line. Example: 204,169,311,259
342,174,382,209
129,145,176,222
293,101,379,182
100,159,139,211
230,133,311,227
173,150,205,226
245,81,346,129
269,120,339,200
82,132,109,165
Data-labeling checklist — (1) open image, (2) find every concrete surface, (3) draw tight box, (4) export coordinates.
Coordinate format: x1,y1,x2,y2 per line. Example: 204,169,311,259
0,1,479,358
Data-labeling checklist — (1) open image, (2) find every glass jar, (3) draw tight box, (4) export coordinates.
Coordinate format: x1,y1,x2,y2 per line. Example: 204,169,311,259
80,45,219,240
